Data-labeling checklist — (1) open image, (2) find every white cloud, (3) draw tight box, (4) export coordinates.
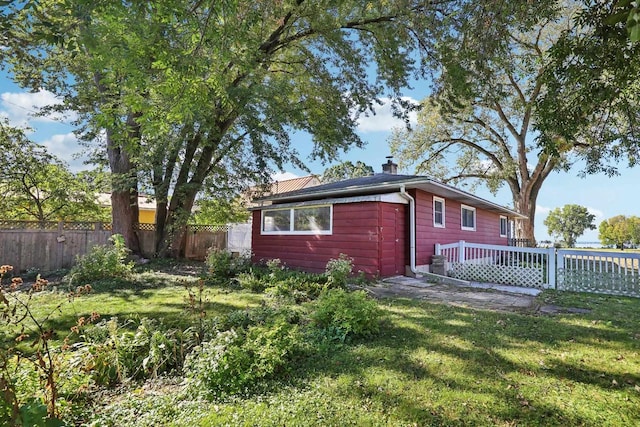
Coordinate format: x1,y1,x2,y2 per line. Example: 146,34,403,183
356,96,419,133
1,89,74,126
536,205,551,216
40,132,88,172
271,172,299,181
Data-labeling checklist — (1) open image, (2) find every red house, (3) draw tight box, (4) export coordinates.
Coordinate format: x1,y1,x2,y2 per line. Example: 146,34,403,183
251,161,525,278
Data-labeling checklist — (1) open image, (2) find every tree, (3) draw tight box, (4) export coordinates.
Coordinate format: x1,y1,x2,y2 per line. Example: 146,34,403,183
0,120,107,222
599,215,640,249
536,1,640,176
543,204,596,247
390,2,573,243
2,0,440,257
3,1,559,256
322,161,374,183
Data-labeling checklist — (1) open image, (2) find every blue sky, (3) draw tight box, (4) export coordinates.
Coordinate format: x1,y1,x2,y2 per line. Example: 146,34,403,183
2,71,638,243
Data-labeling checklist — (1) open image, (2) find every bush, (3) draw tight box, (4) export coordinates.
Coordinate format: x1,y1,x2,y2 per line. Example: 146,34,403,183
205,250,252,286
311,289,382,341
67,234,133,283
76,317,199,384
325,253,353,287
184,318,302,399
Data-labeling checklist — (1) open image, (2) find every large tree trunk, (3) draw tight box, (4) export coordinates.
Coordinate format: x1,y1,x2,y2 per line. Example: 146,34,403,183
513,186,538,245
106,128,141,254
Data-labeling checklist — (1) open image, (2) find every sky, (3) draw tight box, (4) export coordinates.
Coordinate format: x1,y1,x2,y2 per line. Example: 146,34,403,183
2,70,639,243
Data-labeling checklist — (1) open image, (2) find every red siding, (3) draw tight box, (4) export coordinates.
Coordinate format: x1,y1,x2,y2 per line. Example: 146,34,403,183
411,189,509,264
252,202,407,277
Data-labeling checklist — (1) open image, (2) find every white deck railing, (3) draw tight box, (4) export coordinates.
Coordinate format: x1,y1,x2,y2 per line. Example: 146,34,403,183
435,241,555,289
435,241,640,297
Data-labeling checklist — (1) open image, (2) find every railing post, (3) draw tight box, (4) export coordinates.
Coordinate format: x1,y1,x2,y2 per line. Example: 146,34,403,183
435,243,441,256
458,240,465,263
547,247,556,289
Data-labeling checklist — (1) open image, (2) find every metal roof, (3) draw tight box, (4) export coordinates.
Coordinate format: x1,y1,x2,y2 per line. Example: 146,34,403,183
253,174,526,219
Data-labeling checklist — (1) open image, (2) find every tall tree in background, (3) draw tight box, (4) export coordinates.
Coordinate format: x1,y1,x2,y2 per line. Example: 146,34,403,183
390,2,577,243
599,216,640,249
0,120,107,222
322,161,374,183
543,204,595,247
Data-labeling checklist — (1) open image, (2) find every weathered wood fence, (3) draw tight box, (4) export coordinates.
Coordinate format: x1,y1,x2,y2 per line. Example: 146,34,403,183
0,220,229,272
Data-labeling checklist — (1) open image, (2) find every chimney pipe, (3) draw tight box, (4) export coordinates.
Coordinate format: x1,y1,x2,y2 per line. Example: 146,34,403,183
382,156,398,174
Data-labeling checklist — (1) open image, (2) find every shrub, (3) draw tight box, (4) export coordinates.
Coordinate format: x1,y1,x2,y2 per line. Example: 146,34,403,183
184,318,302,398
67,234,133,283
325,253,353,287
236,271,267,293
311,289,382,341
205,250,252,285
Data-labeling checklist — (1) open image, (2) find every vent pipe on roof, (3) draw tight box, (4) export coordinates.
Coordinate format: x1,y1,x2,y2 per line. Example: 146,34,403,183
382,156,398,174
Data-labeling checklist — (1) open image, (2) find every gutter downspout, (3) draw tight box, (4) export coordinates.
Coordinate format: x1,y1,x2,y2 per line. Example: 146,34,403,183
399,185,417,276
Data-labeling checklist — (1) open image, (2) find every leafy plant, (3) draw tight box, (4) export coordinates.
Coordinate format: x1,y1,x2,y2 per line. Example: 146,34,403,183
66,234,133,283
185,317,302,399
205,250,252,286
0,265,95,424
311,289,382,341
325,253,354,288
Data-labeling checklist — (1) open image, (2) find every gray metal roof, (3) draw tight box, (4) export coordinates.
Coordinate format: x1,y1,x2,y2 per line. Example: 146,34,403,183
253,173,526,218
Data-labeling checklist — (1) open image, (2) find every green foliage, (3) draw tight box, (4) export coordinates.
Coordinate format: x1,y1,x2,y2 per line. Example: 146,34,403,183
537,1,640,176
325,253,354,288
184,318,302,399
67,234,134,283
389,4,571,241
322,161,374,183
0,119,109,222
77,317,199,384
311,289,382,341
543,204,596,247
205,250,252,286
190,197,250,225
599,215,640,249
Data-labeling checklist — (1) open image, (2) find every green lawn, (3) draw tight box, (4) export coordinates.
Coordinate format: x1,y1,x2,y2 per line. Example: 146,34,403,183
3,262,639,426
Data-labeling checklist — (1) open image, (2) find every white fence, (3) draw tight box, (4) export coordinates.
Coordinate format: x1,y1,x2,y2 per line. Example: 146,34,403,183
435,241,640,297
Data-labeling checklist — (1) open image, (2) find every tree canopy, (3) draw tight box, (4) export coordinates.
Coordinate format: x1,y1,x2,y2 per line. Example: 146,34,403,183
536,1,640,176
0,120,108,222
543,204,596,247
599,215,640,249
322,161,374,183
1,0,448,256
389,1,572,242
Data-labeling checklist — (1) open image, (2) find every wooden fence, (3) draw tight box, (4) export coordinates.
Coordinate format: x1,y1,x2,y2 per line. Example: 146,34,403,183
0,220,228,273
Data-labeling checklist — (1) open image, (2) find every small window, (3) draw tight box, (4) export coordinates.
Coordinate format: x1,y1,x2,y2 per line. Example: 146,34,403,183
500,216,508,237
262,205,332,235
433,196,445,228
461,205,476,231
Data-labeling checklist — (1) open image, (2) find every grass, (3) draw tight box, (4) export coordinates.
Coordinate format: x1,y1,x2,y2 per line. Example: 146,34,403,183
3,261,640,426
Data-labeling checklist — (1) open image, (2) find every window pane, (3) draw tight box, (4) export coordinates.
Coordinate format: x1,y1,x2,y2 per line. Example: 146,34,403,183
263,210,291,232
434,200,443,225
293,206,331,232
500,217,508,236
462,207,475,228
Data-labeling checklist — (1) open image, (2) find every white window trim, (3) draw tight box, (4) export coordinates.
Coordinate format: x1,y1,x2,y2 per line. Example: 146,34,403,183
261,205,333,235
461,204,476,231
499,215,508,237
433,196,445,228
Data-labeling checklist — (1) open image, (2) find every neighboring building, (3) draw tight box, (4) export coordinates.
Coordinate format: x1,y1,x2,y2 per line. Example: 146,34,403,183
250,160,525,278
97,193,157,224
248,175,321,207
